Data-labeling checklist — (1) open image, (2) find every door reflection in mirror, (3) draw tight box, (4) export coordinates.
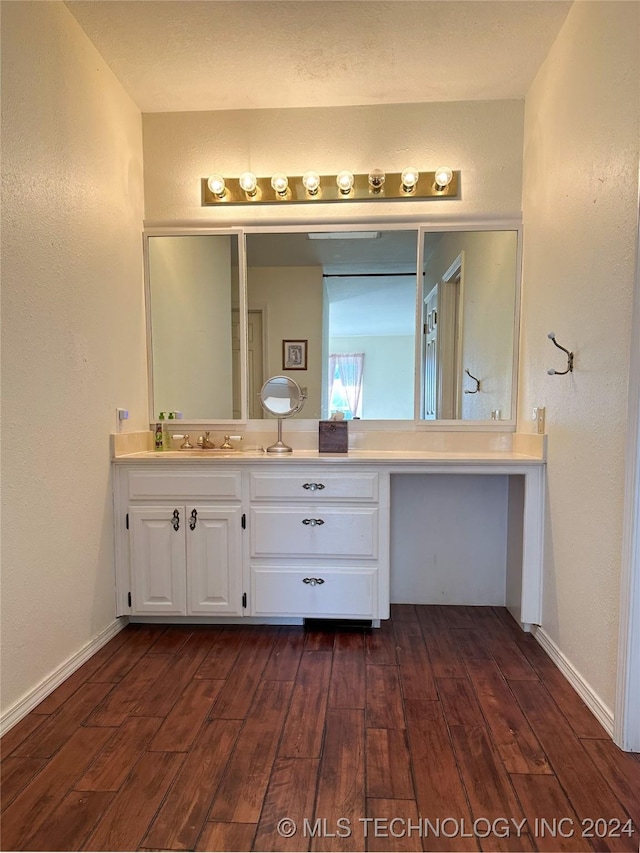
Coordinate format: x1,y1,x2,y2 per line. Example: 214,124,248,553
422,230,518,421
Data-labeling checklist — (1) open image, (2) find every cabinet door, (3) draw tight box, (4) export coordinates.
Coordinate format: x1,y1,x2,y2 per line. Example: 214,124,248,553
186,506,243,615
130,506,186,615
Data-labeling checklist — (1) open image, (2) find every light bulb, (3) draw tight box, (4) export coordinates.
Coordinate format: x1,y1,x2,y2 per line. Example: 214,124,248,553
434,166,453,189
368,169,386,192
302,171,320,195
401,167,419,192
207,174,226,198
239,171,258,196
336,170,354,194
270,173,289,196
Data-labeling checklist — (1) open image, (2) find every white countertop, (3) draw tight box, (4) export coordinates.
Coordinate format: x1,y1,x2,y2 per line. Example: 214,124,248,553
113,448,544,466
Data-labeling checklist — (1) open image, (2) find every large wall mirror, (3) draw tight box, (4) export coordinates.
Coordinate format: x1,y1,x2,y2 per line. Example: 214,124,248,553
146,233,242,420
144,225,520,424
421,229,519,421
246,229,418,421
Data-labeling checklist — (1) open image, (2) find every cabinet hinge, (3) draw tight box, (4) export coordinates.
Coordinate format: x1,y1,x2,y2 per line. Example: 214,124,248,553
126,513,129,530
241,513,246,529
127,592,132,607
242,592,247,608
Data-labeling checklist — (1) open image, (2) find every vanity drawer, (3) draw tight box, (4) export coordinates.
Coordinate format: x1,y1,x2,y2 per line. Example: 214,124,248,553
250,506,378,559
127,470,242,501
249,472,378,502
251,567,377,618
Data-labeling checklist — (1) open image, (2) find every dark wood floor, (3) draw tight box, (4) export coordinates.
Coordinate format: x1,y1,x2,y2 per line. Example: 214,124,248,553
2,606,639,853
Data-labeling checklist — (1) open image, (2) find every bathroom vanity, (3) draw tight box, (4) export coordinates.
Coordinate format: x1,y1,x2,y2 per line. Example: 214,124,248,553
112,446,545,629
120,219,544,628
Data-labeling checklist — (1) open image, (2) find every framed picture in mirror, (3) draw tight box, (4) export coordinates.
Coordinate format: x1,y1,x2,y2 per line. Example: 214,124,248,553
283,339,307,370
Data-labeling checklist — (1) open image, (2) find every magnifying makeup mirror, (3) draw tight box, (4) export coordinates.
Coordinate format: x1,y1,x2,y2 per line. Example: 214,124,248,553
259,375,306,453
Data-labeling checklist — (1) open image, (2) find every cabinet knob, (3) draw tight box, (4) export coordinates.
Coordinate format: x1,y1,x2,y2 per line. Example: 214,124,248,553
302,518,325,526
189,508,198,530
302,483,325,491
302,577,325,586
172,509,180,531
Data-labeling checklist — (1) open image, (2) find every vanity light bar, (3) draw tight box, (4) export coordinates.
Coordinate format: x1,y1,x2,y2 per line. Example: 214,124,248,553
201,169,459,206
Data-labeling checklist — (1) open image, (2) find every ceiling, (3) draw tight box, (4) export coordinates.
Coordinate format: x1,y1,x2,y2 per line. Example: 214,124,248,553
64,0,572,114
245,229,419,273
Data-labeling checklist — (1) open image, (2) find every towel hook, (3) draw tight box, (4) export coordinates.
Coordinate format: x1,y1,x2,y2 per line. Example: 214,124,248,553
547,332,574,375
464,368,481,394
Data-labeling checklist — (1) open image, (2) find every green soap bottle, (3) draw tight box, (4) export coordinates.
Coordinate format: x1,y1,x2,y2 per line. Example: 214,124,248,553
154,420,163,451
163,412,174,451
158,412,168,451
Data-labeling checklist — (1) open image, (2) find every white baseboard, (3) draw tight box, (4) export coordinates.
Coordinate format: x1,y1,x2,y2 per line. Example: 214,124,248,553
129,616,304,625
533,626,614,737
0,618,128,736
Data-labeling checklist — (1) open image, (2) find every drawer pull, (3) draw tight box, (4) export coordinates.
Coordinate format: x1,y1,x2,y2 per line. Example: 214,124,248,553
172,509,180,531
302,482,325,491
302,577,325,586
302,518,325,527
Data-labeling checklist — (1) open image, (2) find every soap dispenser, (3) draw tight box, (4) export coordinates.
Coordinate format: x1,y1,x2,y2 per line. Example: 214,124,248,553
154,420,163,451
163,412,174,451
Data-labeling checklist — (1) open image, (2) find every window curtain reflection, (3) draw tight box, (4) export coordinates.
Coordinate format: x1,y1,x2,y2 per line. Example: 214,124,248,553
328,353,365,419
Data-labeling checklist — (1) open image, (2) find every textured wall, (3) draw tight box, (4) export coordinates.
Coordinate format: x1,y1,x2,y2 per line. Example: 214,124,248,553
1,2,147,717
519,1,640,709
142,100,524,225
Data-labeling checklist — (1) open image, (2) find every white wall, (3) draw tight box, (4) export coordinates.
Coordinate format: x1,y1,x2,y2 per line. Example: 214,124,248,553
142,100,524,224
1,2,147,718
329,335,415,420
519,1,640,710
391,475,509,605
247,266,323,419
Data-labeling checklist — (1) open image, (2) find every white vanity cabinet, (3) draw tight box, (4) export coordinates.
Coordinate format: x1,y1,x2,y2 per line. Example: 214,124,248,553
112,451,544,628
114,467,244,617
248,470,389,620
113,461,390,622
129,504,242,615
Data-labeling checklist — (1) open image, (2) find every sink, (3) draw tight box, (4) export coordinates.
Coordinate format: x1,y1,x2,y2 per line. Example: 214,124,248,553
185,450,236,457
160,449,264,458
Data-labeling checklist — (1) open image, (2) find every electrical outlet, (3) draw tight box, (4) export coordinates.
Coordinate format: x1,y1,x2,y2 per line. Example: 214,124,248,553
116,408,129,433
536,406,546,434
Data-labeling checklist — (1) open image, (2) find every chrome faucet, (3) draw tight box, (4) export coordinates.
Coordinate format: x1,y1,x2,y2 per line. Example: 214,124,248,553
197,431,215,449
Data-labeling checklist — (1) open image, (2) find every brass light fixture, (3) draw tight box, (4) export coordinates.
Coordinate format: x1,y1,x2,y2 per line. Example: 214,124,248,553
270,172,289,198
400,166,420,193
201,167,459,205
238,171,259,198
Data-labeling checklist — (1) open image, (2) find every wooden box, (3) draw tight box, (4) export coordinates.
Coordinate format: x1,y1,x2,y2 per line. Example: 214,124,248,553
319,420,348,453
